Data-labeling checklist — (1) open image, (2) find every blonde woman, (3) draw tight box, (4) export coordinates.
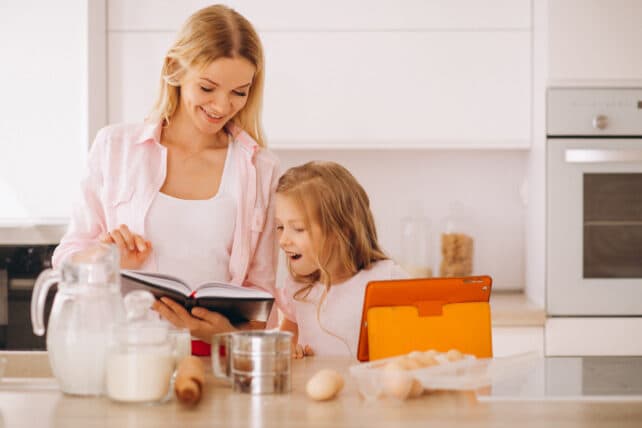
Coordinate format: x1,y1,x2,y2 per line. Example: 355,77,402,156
275,162,409,358
53,5,280,353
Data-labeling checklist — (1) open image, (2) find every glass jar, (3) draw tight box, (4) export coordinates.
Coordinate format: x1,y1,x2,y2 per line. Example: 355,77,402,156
400,201,433,278
439,202,475,277
105,291,175,404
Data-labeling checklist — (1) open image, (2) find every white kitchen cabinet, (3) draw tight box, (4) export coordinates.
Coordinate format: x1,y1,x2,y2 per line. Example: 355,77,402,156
549,0,642,83
107,0,532,149
108,0,531,31
546,318,642,356
492,327,544,357
0,0,105,224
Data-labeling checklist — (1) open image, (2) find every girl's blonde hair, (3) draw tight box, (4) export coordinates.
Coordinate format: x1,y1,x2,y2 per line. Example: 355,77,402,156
276,161,388,297
277,161,387,353
149,4,266,147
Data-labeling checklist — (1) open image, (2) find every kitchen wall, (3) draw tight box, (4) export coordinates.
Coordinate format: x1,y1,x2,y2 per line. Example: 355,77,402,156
0,0,531,290
106,0,531,290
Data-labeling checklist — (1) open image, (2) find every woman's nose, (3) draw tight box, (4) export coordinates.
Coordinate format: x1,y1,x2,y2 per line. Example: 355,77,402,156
209,92,231,114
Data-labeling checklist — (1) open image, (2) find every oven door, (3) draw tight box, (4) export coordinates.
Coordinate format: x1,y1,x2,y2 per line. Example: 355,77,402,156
547,138,642,316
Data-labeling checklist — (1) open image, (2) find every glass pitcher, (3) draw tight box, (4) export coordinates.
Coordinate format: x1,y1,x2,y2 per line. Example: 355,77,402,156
31,243,125,396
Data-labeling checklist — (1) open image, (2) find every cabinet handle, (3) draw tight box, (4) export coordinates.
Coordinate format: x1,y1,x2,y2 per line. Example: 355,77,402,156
564,149,642,163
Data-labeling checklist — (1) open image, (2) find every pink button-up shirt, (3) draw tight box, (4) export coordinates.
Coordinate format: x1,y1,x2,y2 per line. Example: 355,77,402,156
53,121,281,319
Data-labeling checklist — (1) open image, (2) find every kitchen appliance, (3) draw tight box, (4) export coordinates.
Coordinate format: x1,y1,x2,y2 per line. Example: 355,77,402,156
0,244,56,350
546,88,642,356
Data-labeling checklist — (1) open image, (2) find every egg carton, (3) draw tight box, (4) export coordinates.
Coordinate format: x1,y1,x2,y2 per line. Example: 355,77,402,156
349,351,538,399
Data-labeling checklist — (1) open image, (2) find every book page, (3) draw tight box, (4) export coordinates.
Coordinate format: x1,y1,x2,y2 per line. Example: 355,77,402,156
121,270,191,295
195,282,274,300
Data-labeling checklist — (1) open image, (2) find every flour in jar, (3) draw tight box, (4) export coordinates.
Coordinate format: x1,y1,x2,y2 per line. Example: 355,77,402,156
106,352,174,403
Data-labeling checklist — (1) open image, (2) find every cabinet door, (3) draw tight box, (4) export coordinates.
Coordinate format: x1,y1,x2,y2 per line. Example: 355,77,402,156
262,32,530,148
0,0,105,223
108,0,531,31
549,0,642,82
109,31,530,148
107,0,531,149
492,327,544,357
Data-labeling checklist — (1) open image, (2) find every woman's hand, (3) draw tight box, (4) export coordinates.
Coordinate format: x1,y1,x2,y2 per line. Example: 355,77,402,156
100,224,152,269
292,344,314,359
152,297,235,342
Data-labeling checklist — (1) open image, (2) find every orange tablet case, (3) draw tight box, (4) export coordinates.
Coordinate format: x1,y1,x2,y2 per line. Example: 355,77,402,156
357,276,493,362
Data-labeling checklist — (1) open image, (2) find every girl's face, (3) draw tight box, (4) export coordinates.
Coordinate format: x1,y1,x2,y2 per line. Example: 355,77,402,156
275,194,321,277
179,57,255,136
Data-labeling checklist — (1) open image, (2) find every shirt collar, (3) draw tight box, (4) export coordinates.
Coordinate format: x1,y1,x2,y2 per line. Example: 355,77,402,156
135,120,163,145
135,120,260,155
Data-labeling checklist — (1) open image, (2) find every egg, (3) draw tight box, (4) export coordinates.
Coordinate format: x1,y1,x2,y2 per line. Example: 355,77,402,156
446,349,464,362
413,352,439,368
382,361,414,400
306,369,344,401
399,357,423,371
407,379,424,399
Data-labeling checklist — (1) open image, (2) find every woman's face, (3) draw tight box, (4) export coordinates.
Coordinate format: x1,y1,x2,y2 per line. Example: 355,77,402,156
179,56,255,136
275,194,322,277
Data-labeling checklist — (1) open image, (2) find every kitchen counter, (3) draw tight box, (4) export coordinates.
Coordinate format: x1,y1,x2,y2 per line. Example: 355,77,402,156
1,352,641,427
490,291,546,327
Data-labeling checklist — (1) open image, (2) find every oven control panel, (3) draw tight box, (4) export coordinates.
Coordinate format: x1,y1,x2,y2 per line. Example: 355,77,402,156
547,88,642,136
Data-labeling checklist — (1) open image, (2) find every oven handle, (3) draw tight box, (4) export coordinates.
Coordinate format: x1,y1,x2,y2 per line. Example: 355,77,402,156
565,149,642,163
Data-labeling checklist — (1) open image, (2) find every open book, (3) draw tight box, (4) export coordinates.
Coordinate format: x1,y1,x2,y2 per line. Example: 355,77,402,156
120,270,274,324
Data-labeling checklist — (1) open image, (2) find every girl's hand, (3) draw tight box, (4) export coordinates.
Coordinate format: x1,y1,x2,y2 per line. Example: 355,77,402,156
100,224,152,269
152,297,235,342
292,343,314,359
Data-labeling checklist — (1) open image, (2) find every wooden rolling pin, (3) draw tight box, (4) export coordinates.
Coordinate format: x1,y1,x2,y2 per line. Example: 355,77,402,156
174,356,206,405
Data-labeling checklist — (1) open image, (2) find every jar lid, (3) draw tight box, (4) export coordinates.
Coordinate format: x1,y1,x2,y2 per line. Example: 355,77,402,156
115,290,169,345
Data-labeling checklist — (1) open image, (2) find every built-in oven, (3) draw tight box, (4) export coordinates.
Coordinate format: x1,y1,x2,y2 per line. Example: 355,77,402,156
0,245,56,350
547,88,642,316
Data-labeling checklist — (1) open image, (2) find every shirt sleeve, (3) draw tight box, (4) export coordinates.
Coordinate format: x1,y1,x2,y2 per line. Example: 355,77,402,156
243,155,281,325
51,128,109,268
390,262,411,280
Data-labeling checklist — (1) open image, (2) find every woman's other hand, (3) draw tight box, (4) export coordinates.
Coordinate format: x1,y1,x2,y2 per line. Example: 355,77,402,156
292,344,314,359
152,297,235,342
100,224,152,269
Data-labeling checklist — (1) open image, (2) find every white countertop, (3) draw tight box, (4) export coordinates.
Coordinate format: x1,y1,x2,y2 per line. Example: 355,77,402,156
0,222,67,245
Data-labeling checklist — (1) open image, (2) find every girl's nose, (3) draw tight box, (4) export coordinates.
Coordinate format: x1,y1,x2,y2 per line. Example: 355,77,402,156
278,232,289,247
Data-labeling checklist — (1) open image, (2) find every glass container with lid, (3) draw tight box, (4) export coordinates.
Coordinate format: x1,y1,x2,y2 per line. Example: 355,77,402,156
438,202,475,277
105,290,175,403
400,200,433,278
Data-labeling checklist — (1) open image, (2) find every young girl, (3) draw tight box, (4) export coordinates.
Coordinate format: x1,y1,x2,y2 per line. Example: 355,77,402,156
52,5,280,350
275,161,408,358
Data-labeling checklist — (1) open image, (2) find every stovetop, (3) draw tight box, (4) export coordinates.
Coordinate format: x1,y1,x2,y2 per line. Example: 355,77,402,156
477,356,642,402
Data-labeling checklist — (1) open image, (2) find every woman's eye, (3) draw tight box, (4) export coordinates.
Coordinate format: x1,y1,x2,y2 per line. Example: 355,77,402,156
294,228,305,233
200,86,213,93
276,225,284,231
233,90,247,97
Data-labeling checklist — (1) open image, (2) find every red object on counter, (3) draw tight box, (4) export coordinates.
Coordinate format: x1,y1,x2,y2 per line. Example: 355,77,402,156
191,339,211,356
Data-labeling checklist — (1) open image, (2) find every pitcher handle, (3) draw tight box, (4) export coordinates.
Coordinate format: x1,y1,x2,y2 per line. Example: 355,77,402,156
211,333,233,381
31,268,61,336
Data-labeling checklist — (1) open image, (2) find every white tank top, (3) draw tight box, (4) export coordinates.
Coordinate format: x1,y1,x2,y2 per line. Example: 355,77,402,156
145,141,238,290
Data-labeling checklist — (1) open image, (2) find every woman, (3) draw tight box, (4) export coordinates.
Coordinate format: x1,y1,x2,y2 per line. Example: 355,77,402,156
53,5,280,351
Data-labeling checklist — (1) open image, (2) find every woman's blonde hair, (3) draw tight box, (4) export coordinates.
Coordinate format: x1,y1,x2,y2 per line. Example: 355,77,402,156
149,4,266,146
277,161,388,295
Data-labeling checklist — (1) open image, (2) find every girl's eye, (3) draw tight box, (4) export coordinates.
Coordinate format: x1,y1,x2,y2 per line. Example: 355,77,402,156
276,225,284,231
233,90,247,97
294,228,305,233
200,86,213,93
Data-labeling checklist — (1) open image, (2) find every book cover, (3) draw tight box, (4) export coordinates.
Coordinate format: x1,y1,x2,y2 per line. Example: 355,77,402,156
120,270,275,324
